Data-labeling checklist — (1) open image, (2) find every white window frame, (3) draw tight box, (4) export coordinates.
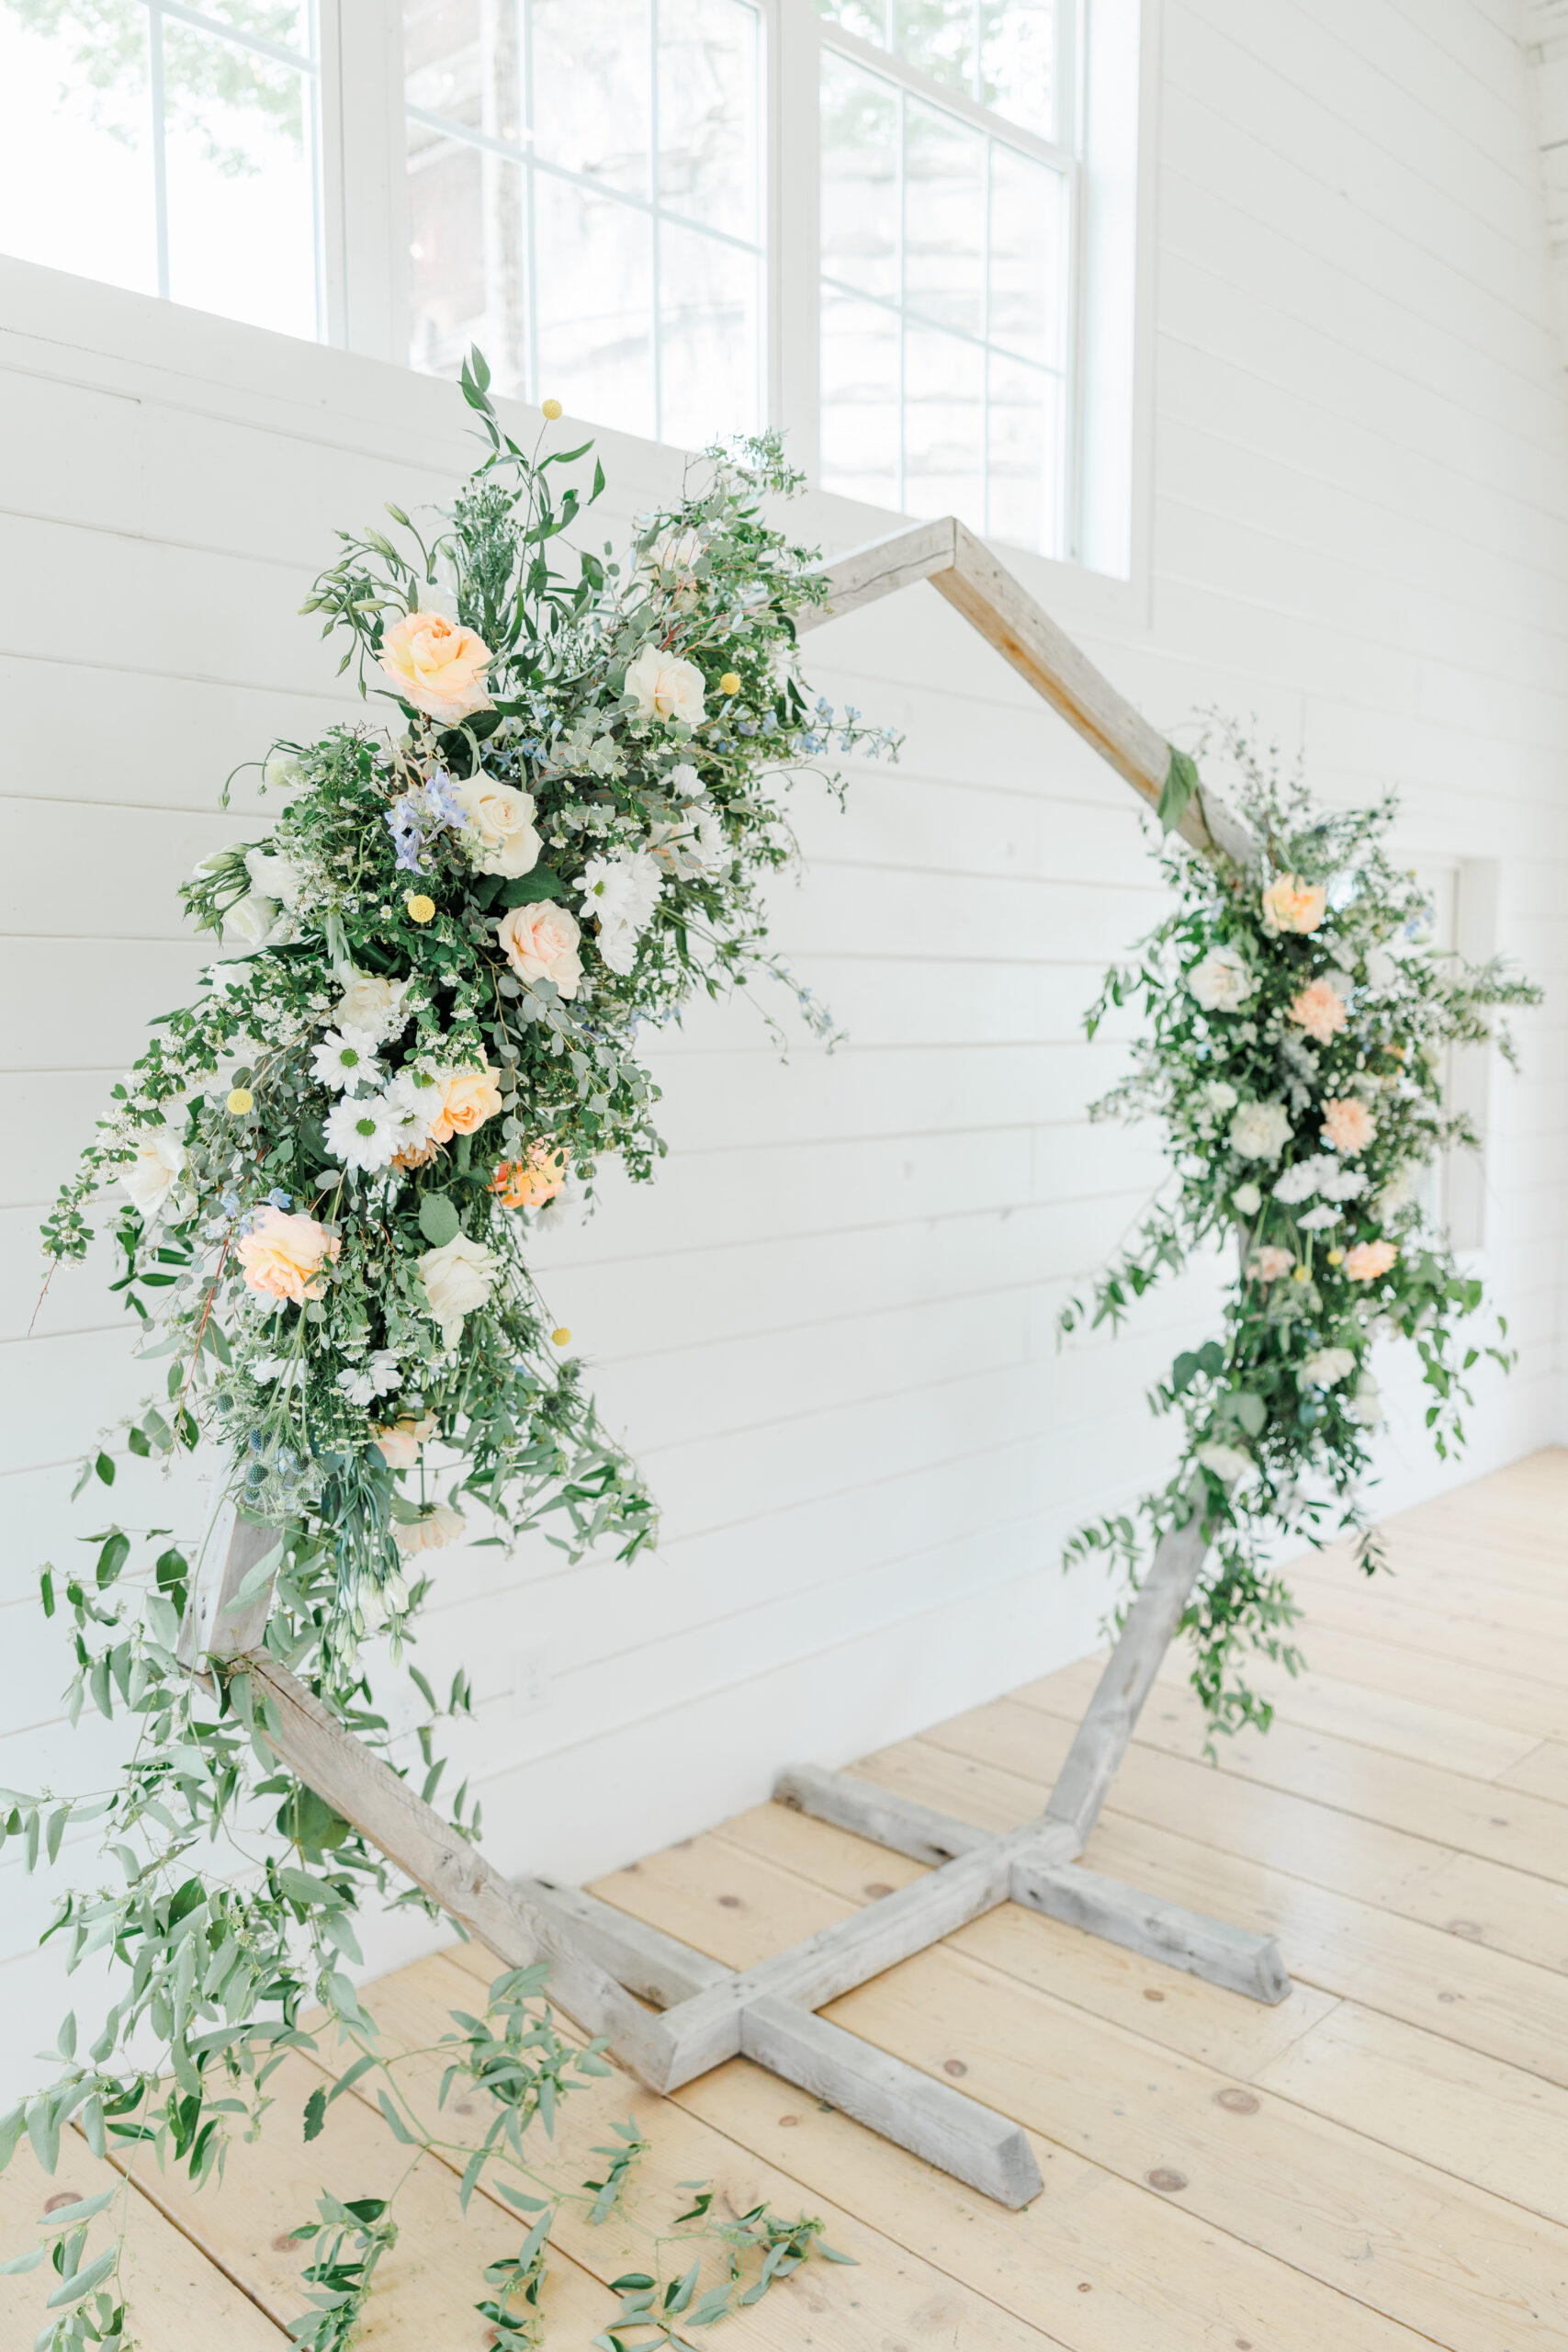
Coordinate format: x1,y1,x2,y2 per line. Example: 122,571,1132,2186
769,0,1082,553
15,0,1154,587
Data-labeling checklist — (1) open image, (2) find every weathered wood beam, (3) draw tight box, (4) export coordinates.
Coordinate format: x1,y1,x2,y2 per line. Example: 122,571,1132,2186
655,1820,1078,2091
739,1996,1043,2208
176,1489,279,1671
234,1651,679,2089
1041,1506,1213,1844
799,515,1258,866
772,1763,1004,1866
1010,1857,1290,2005
517,1881,1044,2205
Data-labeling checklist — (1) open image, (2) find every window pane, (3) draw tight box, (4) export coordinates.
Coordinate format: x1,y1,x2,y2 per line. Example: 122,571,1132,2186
531,0,649,199
406,0,524,145
819,289,899,510
904,98,984,336
657,0,757,238
660,220,759,447
534,174,654,438
980,0,1054,136
407,128,525,391
201,0,311,51
904,321,983,530
988,142,1063,367
810,0,887,40
893,0,974,102
988,351,1059,554
0,0,157,295
163,20,317,339
820,51,897,302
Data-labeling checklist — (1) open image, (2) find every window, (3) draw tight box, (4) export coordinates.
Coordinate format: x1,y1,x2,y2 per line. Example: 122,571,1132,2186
0,0,1142,573
814,4,1073,553
0,0,321,339
404,0,764,449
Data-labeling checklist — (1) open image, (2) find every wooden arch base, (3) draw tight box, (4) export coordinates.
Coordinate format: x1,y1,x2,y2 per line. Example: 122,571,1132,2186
184,520,1288,2211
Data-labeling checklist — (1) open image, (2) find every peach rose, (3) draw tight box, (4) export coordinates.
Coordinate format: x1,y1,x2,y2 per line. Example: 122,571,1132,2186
372,1410,437,1470
1261,874,1328,934
1344,1239,1398,1282
1249,1245,1295,1283
426,1063,504,1145
235,1205,340,1305
495,899,582,999
1288,978,1348,1045
491,1144,569,1210
378,610,495,726
391,1502,466,1555
1322,1096,1376,1155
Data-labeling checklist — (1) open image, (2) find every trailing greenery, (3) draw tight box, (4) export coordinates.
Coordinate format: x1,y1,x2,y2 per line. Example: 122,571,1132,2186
5,356,886,2344
1061,725,1540,1735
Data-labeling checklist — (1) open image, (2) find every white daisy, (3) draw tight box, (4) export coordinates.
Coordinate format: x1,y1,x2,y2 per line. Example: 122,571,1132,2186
311,1030,385,1092
325,1091,401,1172
336,1349,400,1408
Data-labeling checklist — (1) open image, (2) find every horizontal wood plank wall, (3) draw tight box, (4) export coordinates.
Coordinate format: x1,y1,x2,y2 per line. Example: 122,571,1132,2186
2,0,1566,2099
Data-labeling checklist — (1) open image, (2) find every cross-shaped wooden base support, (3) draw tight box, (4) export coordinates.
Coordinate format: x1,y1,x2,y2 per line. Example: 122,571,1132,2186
174,514,1289,2211
185,1495,1288,2211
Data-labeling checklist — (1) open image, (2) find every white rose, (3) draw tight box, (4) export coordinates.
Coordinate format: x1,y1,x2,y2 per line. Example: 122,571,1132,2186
1299,1346,1357,1388
1196,1442,1254,1485
1232,1182,1262,1216
220,891,286,952
625,644,706,727
120,1126,186,1223
333,969,412,1046
1229,1101,1292,1161
452,777,543,878
1377,1164,1418,1218
245,845,304,910
417,1231,500,1346
1202,1080,1238,1115
1187,946,1255,1012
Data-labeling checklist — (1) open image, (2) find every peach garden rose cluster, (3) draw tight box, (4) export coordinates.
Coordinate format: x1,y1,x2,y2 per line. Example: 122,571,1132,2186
1061,729,1538,1734
42,357,894,1666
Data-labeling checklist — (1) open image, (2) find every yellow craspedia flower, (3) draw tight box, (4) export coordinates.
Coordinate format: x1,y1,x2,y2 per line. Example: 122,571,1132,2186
1326,1249,1345,1266
1292,1264,1310,1283
405,892,436,924
541,398,562,420
226,1087,254,1115
719,672,742,695
551,1328,571,1346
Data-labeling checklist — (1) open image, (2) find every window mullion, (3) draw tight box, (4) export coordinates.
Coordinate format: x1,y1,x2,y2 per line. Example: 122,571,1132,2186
149,3,170,299
651,0,663,444
332,0,406,360
768,0,820,475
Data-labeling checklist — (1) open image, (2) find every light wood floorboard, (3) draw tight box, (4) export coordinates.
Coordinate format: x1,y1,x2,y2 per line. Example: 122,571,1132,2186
6,1450,1562,2346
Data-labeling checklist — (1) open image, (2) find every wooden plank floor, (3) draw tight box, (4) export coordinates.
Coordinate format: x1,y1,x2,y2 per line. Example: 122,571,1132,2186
6,1452,1567,2346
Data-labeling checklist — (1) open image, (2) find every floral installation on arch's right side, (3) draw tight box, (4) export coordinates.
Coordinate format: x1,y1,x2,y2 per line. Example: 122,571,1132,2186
1060,725,1540,1736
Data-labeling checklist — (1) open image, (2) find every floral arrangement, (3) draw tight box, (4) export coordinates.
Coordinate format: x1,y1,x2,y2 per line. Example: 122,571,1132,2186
2,356,886,2346
1061,728,1540,1733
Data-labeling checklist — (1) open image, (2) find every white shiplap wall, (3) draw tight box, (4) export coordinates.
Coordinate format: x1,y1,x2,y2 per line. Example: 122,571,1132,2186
3,0,1567,2091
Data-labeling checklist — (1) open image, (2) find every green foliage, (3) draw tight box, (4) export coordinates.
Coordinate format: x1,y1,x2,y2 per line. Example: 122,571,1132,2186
1061,723,1540,1735
12,368,883,2345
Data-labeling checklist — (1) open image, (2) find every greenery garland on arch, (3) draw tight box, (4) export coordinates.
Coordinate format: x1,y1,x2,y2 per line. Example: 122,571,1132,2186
1061,725,1540,1736
4,358,884,2347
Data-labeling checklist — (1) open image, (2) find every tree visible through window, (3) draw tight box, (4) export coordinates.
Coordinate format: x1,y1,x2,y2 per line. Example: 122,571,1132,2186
0,0,319,336
404,0,764,451
815,0,1072,555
